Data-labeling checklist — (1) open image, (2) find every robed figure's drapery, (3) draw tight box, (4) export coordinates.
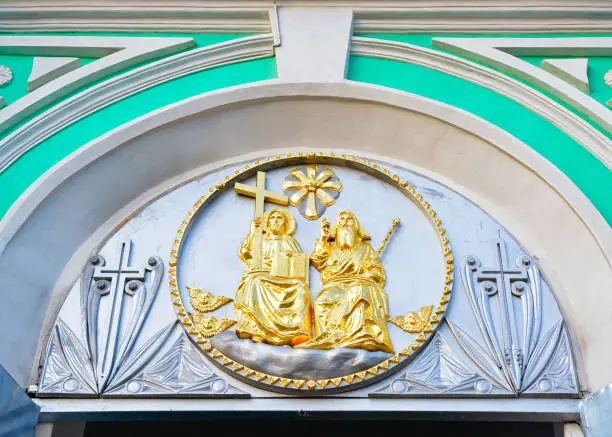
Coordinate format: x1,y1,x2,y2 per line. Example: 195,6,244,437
297,237,394,353
234,230,312,346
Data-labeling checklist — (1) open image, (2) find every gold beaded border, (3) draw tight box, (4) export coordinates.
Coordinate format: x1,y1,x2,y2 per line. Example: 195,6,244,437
168,152,454,392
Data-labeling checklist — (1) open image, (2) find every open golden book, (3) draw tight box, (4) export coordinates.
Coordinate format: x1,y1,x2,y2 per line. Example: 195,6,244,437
270,253,309,282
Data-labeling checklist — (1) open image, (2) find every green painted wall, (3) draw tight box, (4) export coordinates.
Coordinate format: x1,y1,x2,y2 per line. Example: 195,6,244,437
522,56,612,107
0,55,97,106
357,34,612,139
0,56,277,216
0,32,610,229
0,55,33,105
347,55,612,225
0,34,256,138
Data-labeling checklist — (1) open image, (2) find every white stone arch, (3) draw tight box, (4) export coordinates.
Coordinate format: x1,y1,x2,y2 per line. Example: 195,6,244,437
1,80,610,397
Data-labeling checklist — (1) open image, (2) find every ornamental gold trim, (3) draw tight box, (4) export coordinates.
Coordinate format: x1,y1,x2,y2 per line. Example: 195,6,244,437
191,313,237,338
187,287,233,313
168,152,454,392
388,305,435,334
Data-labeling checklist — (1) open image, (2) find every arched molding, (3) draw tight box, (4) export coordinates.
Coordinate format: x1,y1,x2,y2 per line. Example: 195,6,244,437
2,33,610,218
431,37,612,134
351,37,612,171
0,35,195,135
0,34,274,172
0,80,610,395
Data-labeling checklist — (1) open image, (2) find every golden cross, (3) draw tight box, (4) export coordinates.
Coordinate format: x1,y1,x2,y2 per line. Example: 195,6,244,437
235,171,289,218
234,171,289,268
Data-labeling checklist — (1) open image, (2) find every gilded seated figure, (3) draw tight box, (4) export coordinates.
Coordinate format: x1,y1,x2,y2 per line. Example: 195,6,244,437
234,208,312,347
296,210,394,353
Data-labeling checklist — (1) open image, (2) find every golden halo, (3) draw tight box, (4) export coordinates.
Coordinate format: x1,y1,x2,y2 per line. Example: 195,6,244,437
263,207,296,236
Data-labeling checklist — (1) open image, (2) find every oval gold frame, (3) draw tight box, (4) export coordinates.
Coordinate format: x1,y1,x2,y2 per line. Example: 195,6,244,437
168,152,454,393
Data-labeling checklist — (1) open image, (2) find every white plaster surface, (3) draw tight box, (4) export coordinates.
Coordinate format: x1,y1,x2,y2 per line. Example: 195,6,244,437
0,81,610,398
34,397,580,421
541,58,590,94
275,7,353,82
2,1,612,34
28,57,81,92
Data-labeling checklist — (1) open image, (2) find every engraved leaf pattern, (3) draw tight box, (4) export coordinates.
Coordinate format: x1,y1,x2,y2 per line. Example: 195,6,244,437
373,330,508,396
39,320,96,394
80,257,101,371
460,258,505,369
447,320,512,392
132,337,217,393
523,261,543,366
531,328,577,392
56,320,96,390
105,329,244,396
401,333,478,391
40,349,74,393
105,321,177,393
522,320,564,390
40,242,245,397
523,328,577,394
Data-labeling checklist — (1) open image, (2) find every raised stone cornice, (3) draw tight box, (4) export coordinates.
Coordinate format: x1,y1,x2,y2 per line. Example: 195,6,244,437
2,1,612,33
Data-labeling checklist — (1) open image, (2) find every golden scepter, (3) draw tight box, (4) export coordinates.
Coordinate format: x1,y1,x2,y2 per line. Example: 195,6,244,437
376,217,401,257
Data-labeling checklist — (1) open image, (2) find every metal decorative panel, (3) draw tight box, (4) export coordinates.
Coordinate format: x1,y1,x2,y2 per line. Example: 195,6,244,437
37,152,578,399
38,240,246,398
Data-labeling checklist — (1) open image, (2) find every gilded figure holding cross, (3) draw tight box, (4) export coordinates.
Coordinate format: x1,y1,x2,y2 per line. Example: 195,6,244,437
233,172,312,347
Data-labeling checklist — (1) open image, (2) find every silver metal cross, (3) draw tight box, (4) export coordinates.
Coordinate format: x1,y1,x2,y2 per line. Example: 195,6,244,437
91,240,145,390
475,241,529,389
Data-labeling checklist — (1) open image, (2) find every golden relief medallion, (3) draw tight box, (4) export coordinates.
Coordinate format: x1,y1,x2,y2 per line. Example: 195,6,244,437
169,153,454,393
